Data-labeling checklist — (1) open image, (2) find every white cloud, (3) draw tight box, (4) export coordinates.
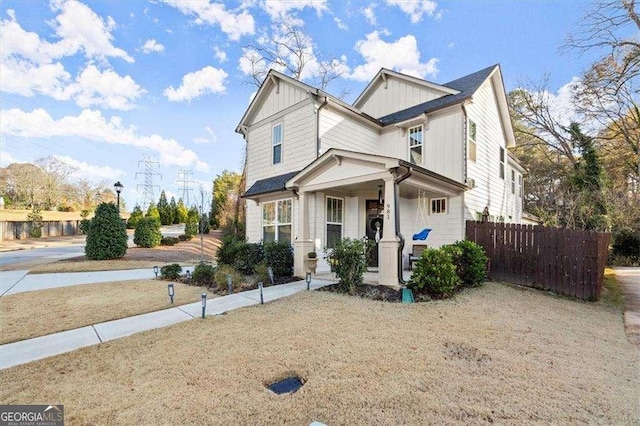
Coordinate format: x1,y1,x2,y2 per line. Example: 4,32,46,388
261,0,327,19
161,0,254,41
350,31,438,81
0,108,209,172
0,151,24,167
72,65,145,110
0,59,73,99
363,4,377,25
193,126,217,144
385,0,438,23
54,155,126,180
214,46,228,62
164,66,228,102
50,0,134,63
141,39,164,54
333,17,348,30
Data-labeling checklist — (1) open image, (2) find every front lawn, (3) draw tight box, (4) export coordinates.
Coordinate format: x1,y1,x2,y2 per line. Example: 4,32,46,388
0,280,213,345
1,282,637,424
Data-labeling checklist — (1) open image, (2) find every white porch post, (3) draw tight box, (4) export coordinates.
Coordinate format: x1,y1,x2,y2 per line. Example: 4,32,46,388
378,176,400,286
293,191,314,277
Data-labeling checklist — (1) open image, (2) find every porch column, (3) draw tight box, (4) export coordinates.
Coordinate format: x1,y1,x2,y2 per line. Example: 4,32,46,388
378,176,400,286
293,191,314,277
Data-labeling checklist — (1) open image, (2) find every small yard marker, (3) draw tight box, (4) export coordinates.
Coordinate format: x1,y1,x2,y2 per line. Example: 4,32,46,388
226,274,233,294
305,272,311,290
201,292,207,318
168,283,174,304
267,266,275,285
258,282,264,304
153,265,159,278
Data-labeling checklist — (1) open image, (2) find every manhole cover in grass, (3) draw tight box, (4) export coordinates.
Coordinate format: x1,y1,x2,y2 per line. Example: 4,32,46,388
266,376,304,395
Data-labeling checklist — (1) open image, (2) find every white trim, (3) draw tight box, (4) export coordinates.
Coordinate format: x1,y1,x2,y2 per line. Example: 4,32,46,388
272,122,283,165
262,198,292,242
407,124,424,166
325,195,344,248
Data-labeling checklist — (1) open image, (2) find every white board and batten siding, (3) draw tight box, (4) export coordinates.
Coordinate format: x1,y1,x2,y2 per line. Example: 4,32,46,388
356,76,452,119
318,107,379,155
464,78,510,221
250,80,309,124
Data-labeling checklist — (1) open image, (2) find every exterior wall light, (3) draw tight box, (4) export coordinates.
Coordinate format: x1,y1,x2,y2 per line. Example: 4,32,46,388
201,292,207,318
168,283,175,304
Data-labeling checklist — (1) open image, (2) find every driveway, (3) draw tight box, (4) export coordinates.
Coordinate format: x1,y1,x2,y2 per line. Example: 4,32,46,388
614,267,640,350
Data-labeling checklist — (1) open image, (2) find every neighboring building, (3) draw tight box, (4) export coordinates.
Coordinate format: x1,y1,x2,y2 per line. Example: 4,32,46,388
236,64,526,286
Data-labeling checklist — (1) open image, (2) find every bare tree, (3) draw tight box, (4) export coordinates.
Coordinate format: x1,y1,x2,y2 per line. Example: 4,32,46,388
35,156,76,210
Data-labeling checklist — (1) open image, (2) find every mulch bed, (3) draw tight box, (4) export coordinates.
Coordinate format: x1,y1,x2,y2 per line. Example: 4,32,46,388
317,283,403,302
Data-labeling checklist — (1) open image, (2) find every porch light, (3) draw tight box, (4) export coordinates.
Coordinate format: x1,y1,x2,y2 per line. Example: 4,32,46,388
153,265,159,277
201,292,207,318
378,185,383,205
168,283,175,304
258,281,264,304
305,272,311,290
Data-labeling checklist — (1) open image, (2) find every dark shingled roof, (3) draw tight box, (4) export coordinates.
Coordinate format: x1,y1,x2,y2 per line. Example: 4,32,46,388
377,65,498,126
242,171,300,198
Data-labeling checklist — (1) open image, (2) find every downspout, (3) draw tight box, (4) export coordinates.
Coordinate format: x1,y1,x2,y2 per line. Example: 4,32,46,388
395,166,412,285
315,94,328,158
461,103,469,239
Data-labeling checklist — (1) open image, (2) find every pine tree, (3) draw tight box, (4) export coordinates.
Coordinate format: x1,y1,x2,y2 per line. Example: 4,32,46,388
146,201,161,225
169,196,179,224
176,198,188,224
157,190,173,225
127,205,144,229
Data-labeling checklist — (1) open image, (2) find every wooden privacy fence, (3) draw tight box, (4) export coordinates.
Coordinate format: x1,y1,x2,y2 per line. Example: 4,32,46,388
465,221,611,301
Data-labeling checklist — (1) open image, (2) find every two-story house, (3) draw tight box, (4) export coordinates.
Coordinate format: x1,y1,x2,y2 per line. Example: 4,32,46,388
236,64,525,286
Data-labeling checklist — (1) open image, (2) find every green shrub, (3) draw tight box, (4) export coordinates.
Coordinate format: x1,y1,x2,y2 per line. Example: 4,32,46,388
160,236,180,246
146,202,161,225
79,218,91,234
264,240,294,278
216,234,243,265
192,262,217,286
127,205,144,229
184,206,199,236
27,206,43,238
611,227,640,259
29,225,42,238
442,240,489,288
178,234,193,241
407,247,460,299
324,237,374,295
85,203,128,260
253,262,270,285
214,265,243,292
233,243,264,275
160,263,182,280
134,217,162,248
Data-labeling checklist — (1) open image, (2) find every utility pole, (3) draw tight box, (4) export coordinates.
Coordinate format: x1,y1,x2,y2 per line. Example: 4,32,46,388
177,169,194,207
135,156,161,210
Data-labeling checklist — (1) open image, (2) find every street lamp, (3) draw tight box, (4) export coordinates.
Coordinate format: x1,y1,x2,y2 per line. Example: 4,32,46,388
201,292,207,318
113,181,123,211
168,283,175,304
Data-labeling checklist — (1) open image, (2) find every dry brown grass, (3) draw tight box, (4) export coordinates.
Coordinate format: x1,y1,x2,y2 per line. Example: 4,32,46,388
0,210,87,222
21,234,221,274
0,280,212,345
1,282,638,425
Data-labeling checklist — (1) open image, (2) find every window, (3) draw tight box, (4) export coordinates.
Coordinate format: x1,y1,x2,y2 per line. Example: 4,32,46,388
262,199,291,242
431,198,447,214
408,125,423,165
511,169,515,194
518,174,523,198
326,196,343,248
499,147,505,179
272,123,283,164
468,120,477,162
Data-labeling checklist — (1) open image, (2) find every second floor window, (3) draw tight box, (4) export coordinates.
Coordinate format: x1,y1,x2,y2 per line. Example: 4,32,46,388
499,147,505,179
272,123,283,164
511,169,515,194
468,120,477,162
408,125,423,165
518,174,523,198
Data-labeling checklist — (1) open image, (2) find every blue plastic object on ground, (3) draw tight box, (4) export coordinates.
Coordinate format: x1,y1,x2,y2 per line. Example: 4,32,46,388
412,228,431,241
267,376,304,394
402,288,414,304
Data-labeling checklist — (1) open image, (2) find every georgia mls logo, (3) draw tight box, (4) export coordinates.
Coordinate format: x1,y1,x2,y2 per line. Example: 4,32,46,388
0,404,64,426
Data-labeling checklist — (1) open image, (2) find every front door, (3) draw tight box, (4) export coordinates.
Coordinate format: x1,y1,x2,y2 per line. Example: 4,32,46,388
366,199,384,267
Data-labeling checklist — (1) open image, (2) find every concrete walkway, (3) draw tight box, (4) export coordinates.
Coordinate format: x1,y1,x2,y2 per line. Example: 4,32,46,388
614,267,640,350
0,278,329,370
1,268,158,296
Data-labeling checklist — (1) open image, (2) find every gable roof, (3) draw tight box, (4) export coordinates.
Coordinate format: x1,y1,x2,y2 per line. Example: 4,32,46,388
377,65,498,125
242,171,300,198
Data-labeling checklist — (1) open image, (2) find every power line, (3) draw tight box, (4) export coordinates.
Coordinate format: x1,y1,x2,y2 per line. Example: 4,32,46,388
177,169,194,207
135,155,161,209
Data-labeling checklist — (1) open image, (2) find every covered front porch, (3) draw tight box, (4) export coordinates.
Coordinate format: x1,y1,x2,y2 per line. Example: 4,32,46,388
287,149,467,287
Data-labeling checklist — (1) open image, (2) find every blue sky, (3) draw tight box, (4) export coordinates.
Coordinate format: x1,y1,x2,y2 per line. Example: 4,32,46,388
0,0,599,210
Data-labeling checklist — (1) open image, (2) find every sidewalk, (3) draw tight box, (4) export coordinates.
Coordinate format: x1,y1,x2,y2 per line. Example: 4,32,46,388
0,278,330,370
614,267,640,350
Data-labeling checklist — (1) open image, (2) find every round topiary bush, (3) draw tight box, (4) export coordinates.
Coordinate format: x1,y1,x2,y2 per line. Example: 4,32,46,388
407,247,460,299
134,217,162,248
160,263,182,280
85,203,128,260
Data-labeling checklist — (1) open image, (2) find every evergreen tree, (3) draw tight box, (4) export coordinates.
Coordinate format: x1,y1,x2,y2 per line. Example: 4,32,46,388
127,205,144,229
146,201,161,224
169,196,179,224
176,198,188,224
185,205,199,236
85,203,128,260
157,190,173,225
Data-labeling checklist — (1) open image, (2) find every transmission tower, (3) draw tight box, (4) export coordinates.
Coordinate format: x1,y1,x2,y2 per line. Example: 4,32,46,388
135,156,162,209
177,169,195,206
